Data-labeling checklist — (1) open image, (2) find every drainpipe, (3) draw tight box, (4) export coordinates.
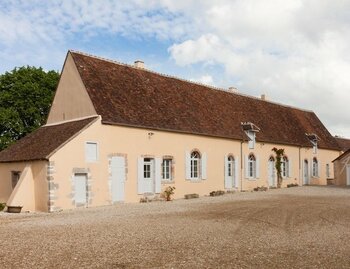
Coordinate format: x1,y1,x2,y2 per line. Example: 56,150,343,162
299,146,301,186
240,140,244,191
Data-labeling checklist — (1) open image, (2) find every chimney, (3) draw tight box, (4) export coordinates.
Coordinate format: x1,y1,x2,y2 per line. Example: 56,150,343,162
134,60,145,69
261,94,268,101
228,86,238,93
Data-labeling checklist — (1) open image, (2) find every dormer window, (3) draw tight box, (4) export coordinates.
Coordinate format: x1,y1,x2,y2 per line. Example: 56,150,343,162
241,122,260,149
306,133,320,154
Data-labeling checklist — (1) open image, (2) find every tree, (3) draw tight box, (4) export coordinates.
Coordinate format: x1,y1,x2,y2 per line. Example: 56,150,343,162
272,147,285,188
0,66,60,150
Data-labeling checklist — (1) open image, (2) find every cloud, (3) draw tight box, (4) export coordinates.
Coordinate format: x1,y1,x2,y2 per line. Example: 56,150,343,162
190,75,214,85
0,0,349,136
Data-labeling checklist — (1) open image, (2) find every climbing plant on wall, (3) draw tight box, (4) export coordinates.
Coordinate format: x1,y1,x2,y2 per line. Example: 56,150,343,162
272,147,285,188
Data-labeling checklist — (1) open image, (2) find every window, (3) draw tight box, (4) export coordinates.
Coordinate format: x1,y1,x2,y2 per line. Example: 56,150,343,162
162,159,172,181
190,151,201,180
227,156,235,177
11,171,21,189
326,164,330,178
85,142,98,162
144,158,152,179
281,156,289,178
312,158,319,177
248,154,256,178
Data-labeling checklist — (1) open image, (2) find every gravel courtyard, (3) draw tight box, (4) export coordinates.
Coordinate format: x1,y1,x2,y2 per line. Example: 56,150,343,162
1,186,350,269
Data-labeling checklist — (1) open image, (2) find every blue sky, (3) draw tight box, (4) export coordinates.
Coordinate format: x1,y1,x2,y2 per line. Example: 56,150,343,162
1,0,349,137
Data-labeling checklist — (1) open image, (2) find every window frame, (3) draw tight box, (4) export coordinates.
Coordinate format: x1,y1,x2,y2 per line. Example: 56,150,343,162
162,158,173,182
248,154,256,178
281,156,289,178
190,151,201,180
85,141,99,163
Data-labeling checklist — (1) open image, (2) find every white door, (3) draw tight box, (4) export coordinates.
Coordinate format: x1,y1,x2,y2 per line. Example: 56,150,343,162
111,156,126,202
74,174,87,206
268,158,275,187
347,166,350,186
303,160,309,185
143,158,155,193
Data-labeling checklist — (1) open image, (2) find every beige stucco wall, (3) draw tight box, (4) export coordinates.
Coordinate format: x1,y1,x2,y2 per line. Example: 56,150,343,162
334,153,350,186
47,119,340,211
46,53,97,124
0,161,48,211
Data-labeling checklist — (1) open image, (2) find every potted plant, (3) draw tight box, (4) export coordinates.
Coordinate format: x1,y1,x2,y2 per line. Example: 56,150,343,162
163,186,176,201
7,205,23,213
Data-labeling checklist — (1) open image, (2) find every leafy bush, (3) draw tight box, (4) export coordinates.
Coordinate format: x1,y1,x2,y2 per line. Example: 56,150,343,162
184,193,199,199
163,186,176,201
253,186,268,192
287,183,299,188
209,190,225,197
0,203,6,211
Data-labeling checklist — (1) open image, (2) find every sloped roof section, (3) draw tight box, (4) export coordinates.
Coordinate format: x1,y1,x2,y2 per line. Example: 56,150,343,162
0,117,98,162
335,137,350,152
70,51,340,150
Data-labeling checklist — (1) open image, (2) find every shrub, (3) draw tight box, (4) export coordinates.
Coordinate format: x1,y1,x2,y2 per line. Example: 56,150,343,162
0,203,6,211
163,186,176,201
253,186,268,192
184,193,199,199
209,190,225,197
287,183,299,188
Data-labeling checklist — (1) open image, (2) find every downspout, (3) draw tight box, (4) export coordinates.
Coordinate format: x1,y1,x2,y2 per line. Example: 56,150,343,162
299,146,301,186
240,140,244,191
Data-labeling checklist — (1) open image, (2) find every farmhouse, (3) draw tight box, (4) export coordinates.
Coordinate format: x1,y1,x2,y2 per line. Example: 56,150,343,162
0,51,341,212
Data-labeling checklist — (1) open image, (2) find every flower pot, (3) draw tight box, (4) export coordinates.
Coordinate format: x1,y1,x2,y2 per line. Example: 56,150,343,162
7,206,23,213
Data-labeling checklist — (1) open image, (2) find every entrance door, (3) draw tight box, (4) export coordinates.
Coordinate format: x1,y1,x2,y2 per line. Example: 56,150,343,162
347,166,350,186
143,158,155,193
74,173,87,206
268,157,275,187
303,160,309,185
111,156,126,202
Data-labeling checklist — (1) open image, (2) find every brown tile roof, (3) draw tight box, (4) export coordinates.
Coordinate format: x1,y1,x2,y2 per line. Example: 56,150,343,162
71,51,340,150
335,137,350,152
0,117,98,162
332,149,350,162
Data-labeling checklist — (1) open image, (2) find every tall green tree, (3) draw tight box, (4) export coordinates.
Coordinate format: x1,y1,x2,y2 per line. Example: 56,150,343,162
0,66,59,150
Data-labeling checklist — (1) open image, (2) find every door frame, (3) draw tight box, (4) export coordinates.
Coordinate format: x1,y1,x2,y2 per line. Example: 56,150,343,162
303,159,309,185
143,157,155,193
74,173,88,207
111,156,126,203
268,157,275,187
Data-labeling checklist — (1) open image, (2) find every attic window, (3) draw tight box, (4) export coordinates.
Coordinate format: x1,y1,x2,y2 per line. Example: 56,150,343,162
306,133,320,154
241,122,260,149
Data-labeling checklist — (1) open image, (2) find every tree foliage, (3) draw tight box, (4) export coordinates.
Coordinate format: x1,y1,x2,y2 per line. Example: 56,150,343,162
272,147,285,188
0,66,59,150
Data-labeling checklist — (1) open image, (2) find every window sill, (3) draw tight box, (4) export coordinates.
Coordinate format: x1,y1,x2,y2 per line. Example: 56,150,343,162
246,177,257,181
188,179,203,183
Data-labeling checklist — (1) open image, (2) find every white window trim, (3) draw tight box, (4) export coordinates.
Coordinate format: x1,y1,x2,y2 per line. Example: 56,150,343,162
312,158,319,178
85,141,99,163
162,158,173,182
190,153,201,181
247,155,256,179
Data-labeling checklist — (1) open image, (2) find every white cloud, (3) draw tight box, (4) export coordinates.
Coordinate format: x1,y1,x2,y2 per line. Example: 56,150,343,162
0,0,349,136
190,75,214,85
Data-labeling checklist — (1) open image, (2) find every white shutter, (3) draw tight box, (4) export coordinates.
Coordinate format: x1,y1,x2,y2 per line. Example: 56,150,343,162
201,152,207,180
224,155,230,189
155,158,161,193
137,157,144,194
318,160,321,178
235,157,239,188
185,151,191,180
256,156,260,178
85,142,98,162
288,159,292,178
244,155,249,178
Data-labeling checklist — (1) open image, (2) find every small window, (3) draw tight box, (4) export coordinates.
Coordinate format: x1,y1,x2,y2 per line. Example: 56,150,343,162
162,159,172,181
247,131,256,149
11,171,21,189
312,158,319,177
190,151,201,180
85,142,98,162
248,154,256,178
281,156,289,178
227,156,235,177
144,158,152,179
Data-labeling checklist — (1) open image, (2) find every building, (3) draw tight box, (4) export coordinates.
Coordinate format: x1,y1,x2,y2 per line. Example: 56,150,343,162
0,51,342,212
333,137,350,186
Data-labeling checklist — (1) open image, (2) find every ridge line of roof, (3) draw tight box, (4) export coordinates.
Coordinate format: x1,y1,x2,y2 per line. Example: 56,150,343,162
69,50,313,113
44,115,99,127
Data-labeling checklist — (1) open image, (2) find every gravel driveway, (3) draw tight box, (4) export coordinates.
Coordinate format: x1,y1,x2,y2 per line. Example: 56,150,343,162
1,186,350,268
